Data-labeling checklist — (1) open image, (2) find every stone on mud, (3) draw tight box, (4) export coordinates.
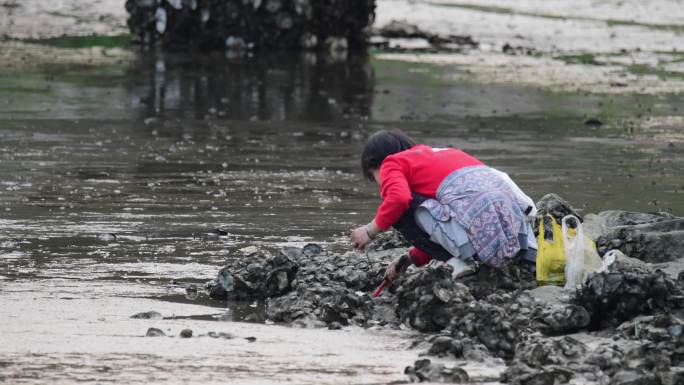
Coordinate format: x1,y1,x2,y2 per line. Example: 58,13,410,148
265,283,374,327
505,332,684,385
404,359,469,383
131,311,162,319
531,301,590,335
576,251,684,329
459,260,536,300
535,193,583,225
205,248,300,301
594,210,684,263
616,314,684,376
327,321,343,330
207,331,234,339
446,293,532,358
612,370,661,385
395,265,474,332
125,0,376,50
146,327,166,337
371,229,410,250
397,262,589,359
426,335,463,358
207,243,394,327
179,328,193,338
503,335,611,385
376,20,479,50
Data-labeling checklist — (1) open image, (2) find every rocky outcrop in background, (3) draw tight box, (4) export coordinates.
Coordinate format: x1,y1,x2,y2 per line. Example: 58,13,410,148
125,0,376,50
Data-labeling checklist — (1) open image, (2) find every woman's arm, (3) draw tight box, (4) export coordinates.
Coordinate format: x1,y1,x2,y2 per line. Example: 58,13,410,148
374,159,412,230
350,159,411,250
350,219,380,250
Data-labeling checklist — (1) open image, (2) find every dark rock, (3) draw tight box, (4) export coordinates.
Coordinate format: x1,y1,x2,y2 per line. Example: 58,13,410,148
405,359,469,383
428,34,477,49
612,370,660,385
208,228,228,236
532,302,590,335
266,283,374,327
502,335,614,385
206,249,299,301
426,336,463,358
125,0,376,51
201,244,393,327
395,265,474,332
146,327,166,337
576,252,684,329
207,331,234,339
501,43,536,56
594,211,684,262
661,370,684,385
131,311,162,319
279,243,323,265
615,314,684,376
180,328,193,338
378,20,426,39
598,210,676,228
535,193,583,225
395,262,588,359
97,233,117,241
245,336,257,342
185,284,199,300
446,293,527,358
460,259,536,300
301,243,323,257
327,321,343,330
377,20,477,51
372,230,410,250
505,329,684,385
584,118,603,127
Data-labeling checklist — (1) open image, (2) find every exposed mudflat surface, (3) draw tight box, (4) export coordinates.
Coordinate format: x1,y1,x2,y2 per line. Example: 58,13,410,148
1,280,425,385
0,1,684,384
373,0,684,94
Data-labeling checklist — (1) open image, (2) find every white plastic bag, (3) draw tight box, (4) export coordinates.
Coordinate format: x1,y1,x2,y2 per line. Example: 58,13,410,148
562,215,584,289
562,215,603,289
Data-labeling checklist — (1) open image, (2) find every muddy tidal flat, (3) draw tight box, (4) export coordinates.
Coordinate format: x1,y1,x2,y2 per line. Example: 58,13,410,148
1,0,684,384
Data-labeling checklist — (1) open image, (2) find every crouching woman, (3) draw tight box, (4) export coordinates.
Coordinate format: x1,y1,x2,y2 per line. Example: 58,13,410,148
350,130,537,281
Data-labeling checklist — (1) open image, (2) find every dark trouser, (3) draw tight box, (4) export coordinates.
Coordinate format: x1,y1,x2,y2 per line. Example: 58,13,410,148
392,193,454,262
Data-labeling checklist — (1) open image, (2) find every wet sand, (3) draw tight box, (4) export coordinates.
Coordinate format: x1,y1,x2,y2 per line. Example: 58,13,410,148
0,1,683,384
0,280,425,384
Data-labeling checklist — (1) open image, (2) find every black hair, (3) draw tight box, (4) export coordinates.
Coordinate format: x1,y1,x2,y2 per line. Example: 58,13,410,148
361,129,416,181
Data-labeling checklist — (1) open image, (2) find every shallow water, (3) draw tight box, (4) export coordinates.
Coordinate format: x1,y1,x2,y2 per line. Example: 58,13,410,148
1,49,683,384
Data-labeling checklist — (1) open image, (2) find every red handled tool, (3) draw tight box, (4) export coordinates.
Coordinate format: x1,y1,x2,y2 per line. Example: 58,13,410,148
372,254,410,297
372,278,389,297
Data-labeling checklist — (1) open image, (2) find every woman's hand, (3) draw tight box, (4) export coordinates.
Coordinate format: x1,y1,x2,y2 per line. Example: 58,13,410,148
385,254,411,281
350,226,372,250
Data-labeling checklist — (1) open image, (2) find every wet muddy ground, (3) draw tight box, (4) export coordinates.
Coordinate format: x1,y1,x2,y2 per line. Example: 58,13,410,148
1,1,684,384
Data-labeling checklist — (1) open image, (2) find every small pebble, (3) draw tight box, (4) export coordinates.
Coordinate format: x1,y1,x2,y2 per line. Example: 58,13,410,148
327,322,343,330
131,311,162,319
208,331,234,339
146,328,165,337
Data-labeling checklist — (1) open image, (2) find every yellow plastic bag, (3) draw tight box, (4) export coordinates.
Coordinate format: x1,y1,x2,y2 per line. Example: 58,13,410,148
536,215,571,286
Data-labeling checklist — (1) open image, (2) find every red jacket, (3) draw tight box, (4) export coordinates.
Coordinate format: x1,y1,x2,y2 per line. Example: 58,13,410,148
374,144,483,230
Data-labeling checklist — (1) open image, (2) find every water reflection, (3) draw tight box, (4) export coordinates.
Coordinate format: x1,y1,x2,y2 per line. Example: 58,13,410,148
127,52,374,121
